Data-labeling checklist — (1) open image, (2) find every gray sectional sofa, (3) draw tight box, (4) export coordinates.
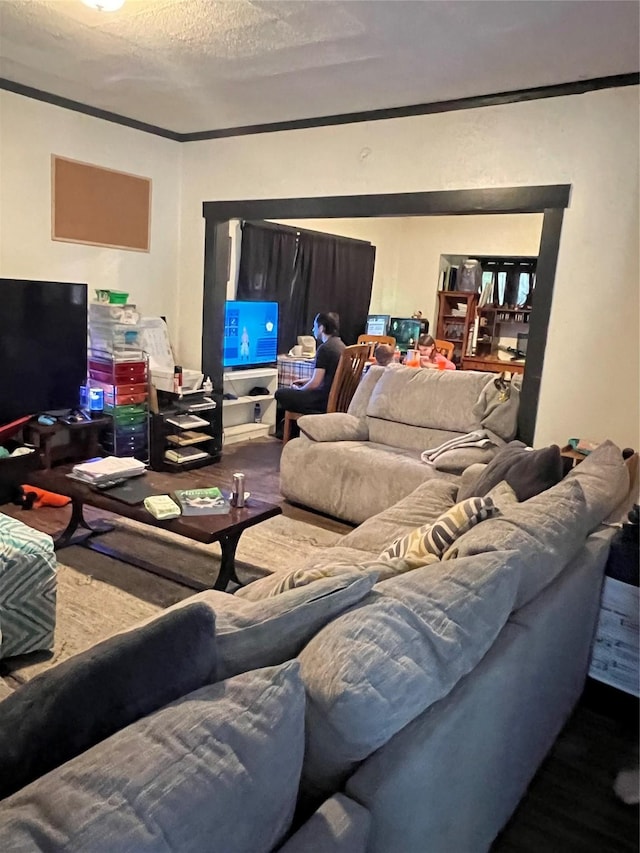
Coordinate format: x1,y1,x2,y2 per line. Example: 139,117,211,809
280,365,521,523
0,441,632,853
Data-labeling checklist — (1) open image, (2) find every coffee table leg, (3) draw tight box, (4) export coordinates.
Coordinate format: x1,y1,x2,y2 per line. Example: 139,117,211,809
53,496,114,550
214,531,242,591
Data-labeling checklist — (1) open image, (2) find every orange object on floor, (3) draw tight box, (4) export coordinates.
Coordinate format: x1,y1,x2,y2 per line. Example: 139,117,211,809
21,484,71,509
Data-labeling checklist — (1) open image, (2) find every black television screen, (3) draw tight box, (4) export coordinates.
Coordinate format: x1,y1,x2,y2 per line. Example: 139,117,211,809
0,279,88,425
389,317,423,353
223,300,278,369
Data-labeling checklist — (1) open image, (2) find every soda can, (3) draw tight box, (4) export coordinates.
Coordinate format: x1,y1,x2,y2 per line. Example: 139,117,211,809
232,472,245,508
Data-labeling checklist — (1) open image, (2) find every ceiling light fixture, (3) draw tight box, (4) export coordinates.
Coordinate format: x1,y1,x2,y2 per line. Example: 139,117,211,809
82,0,125,11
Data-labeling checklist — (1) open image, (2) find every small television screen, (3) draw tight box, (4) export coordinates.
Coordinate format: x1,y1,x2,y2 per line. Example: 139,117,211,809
389,317,422,353
366,314,390,336
223,300,279,369
0,278,88,425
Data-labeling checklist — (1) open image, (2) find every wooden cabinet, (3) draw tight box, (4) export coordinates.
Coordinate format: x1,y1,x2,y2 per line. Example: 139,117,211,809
475,307,531,358
435,291,477,367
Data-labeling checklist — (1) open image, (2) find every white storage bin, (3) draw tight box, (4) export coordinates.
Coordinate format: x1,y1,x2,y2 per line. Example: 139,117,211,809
151,368,203,393
89,303,139,325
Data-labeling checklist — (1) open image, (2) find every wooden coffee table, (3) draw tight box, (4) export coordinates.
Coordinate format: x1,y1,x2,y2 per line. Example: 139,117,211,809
28,467,281,592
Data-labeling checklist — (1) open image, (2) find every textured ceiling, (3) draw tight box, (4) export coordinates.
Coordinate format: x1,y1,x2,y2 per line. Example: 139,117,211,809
0,0,638,134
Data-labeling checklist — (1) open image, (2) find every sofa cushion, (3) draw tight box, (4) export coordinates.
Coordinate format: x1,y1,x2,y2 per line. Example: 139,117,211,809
0,602,217,801
279,793,371,853
566,440,629,531
298,412,369,442
235,548,380,599
0,661,305,853
347,365,386,417
447,477,589,609
146,572,376,680
280,438,458,525
298,550,522,797
457,440,563,502
366,368,490,434
380,496,498,568
340,478,459,553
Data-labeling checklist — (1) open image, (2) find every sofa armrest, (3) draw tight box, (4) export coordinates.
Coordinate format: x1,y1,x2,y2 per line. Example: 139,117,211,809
277,794,371,853
298,413,369,443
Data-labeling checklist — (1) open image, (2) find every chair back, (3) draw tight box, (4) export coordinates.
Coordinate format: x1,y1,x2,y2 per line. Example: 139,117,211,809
327,344,370,413
435,339,455,360
356,334,396,359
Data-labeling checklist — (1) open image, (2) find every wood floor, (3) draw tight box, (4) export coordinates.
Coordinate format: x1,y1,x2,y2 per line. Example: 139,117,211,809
2,437,638,851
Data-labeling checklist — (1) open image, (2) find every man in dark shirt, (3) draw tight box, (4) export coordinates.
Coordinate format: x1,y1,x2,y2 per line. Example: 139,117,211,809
275,312,346,418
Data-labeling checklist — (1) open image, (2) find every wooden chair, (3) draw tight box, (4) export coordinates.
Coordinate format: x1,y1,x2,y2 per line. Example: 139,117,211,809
356,334,396,360
434,339,455,361
282,344,370,445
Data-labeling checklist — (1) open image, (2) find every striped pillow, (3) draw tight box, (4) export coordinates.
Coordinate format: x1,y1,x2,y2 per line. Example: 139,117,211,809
380,496,497,568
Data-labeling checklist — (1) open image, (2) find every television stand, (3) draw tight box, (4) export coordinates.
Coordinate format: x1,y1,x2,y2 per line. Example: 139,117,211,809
222,367,277,445
24,416,111,470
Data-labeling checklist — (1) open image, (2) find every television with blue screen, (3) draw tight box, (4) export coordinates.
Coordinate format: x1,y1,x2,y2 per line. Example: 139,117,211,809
223,300,279,369
366,314,390,335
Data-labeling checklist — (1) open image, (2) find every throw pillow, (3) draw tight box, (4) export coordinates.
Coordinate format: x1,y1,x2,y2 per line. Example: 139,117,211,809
485,479,519,511
445,476,589,609
457,440,563,502
379,496,498,569
0,602,217,801
0,662,305,853
135,571,377,680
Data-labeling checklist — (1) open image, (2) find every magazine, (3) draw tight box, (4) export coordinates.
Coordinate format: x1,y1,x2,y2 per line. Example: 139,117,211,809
173,487,230,516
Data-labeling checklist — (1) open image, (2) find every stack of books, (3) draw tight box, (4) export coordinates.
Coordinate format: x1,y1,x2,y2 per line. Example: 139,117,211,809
164,446,210,465
68,456,146,486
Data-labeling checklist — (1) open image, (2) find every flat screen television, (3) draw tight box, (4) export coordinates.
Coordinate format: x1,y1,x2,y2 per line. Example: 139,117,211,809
0,278,88,425
389,317,423,353
365,314,390,336
223,300,279,369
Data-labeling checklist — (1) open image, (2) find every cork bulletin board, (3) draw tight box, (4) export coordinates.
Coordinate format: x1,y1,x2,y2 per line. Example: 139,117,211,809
52,155,151,252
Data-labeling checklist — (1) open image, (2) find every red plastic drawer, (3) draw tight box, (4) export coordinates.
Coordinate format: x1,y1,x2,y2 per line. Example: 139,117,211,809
88,359,147,382
104,390,148,406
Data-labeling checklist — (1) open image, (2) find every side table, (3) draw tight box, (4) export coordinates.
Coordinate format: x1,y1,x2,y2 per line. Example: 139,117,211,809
24,417,111,470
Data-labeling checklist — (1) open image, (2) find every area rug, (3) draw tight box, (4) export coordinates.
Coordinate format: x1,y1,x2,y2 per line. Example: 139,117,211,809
6,516,342,685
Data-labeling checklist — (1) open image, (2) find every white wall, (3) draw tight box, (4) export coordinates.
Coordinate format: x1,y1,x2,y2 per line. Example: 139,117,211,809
273,214,541,327
0,91,181,329
179,87,639,449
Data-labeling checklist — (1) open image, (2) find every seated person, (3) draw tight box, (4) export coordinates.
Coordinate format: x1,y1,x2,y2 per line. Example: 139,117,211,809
417,334,456,370
373,343,395,366
275,313,346,420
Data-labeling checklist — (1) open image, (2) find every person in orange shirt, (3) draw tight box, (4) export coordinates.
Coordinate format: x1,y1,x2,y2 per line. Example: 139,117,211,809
417,334,456,370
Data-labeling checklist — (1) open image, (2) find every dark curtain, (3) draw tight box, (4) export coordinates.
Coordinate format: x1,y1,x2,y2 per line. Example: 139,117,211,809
236,222,298,353
293,232,376,345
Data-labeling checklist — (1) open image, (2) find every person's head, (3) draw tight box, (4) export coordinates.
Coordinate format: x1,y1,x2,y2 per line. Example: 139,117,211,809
313,312,339,340
418,334,437,361
374,343,394,366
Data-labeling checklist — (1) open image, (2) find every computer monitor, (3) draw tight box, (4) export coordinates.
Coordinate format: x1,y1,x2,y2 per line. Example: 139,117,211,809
389,317,422,353
366,314,390,336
